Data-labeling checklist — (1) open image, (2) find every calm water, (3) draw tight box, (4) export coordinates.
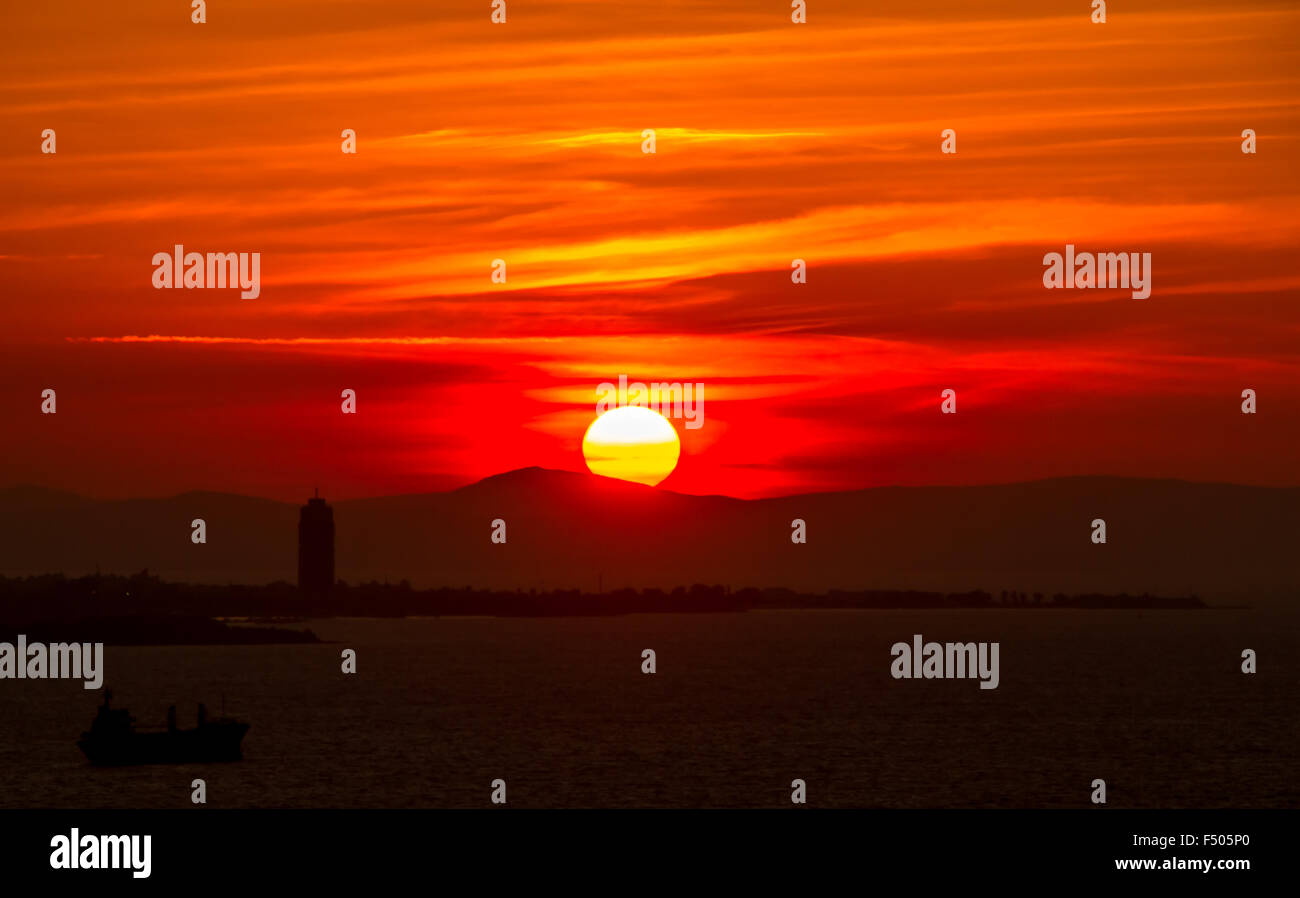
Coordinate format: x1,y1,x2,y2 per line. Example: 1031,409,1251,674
2,609,1296,808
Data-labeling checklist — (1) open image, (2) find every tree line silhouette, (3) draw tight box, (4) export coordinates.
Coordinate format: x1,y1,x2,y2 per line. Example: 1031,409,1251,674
1,570,1205,636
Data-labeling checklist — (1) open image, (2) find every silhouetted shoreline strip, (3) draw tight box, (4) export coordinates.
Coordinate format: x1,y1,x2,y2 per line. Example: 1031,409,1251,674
0,572,1206,628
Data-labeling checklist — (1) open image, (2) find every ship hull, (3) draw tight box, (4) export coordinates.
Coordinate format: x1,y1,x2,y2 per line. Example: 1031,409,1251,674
78,723,249,766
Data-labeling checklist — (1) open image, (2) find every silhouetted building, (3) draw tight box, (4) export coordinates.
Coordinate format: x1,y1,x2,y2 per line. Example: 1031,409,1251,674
298,489,334,597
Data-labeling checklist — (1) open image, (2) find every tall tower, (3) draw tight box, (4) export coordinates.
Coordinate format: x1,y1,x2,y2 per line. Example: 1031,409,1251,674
298,489,334,598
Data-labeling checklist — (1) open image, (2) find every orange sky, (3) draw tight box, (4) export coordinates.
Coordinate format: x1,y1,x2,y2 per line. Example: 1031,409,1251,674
1,0,1297,499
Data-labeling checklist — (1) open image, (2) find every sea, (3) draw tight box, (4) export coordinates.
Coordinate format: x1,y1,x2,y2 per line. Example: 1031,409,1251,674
1,609,1296,808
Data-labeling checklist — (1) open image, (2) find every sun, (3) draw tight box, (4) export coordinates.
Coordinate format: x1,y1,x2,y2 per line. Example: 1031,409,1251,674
582,406,681,486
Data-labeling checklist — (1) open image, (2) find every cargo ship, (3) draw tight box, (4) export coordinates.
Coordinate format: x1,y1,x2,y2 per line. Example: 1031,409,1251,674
78,692,249,766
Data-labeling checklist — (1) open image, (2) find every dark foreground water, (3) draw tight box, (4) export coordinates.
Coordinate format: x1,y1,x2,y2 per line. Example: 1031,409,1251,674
2,609,1296,808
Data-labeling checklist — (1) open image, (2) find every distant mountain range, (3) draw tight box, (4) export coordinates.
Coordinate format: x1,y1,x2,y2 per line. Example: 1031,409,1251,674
1,469,1296,601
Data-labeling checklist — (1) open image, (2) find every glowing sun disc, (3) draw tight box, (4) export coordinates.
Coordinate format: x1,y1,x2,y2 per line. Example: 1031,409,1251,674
582,406,681,486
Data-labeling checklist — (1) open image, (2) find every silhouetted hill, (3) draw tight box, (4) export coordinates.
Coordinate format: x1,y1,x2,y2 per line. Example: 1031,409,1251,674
0,572,1205,621
0,485,296,584
0,472,1296,601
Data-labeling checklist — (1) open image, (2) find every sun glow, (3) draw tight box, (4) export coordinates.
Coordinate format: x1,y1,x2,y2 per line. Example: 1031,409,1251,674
581,406,681,486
